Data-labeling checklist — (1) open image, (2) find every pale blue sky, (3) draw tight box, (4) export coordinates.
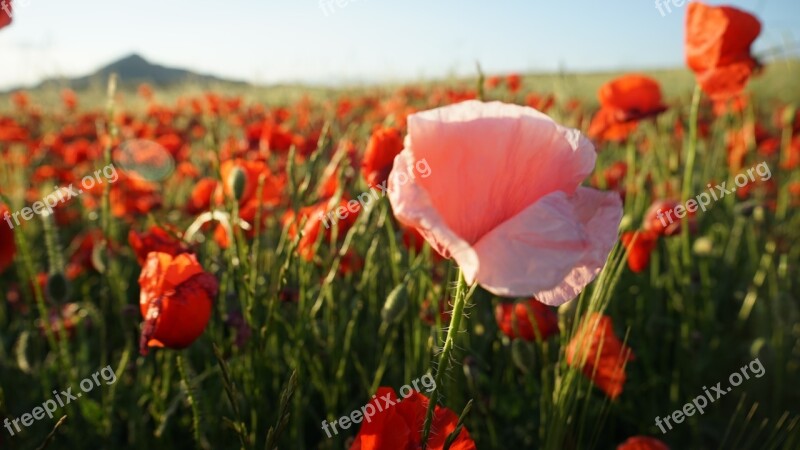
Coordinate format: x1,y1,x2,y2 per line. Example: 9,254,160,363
0,0,798,89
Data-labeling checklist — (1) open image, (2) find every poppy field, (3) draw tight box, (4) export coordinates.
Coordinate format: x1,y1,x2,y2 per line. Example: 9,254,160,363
1,2,799,450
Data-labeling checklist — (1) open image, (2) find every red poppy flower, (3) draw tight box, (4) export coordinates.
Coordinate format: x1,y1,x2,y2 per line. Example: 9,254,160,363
725,123,769,171
781,136,800,170
219,159,285,224
0,203,17,273
282,200,360,261
566,313,635,400
0,1,12,30
61,89,78,112
621,230,659,273
108,176,163,218
589,75,668,142
525,93,555,113
643,200,686,237
506,73,522,93
617,436,670,450
10,91,28,109
495,298,559,341
349,387,475,450
37,303,83,341
591,161,628,198
138,252,218,355
713,94,749,117
484,75,502,90
419,297,452,326
138,83,154,101
685,3,762,100
129,226,191,265
187,178,218,215
362,126,404,187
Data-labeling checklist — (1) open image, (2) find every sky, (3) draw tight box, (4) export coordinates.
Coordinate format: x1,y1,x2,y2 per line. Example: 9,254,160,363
0,0,799,90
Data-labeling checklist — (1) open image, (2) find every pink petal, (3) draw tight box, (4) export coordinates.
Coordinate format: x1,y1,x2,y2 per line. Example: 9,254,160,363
469,187,622,305
400,101,597,245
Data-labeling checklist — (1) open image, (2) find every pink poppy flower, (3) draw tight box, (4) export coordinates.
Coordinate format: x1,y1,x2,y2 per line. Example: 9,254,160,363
387,101,622,306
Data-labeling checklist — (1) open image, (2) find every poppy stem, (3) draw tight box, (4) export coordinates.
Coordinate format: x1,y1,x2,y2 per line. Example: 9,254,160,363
421,268,470,449
680,85,702,267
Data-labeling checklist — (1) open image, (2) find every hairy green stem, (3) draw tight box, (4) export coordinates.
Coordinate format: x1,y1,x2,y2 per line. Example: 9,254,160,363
421,269,470,448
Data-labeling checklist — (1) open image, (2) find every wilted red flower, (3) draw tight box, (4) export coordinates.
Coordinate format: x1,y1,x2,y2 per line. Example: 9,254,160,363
685,3,762,100
617,436,670,450
138,252,219,355
362,126,404,187
349,387,475,450
589,75,667,142
129,226,191,265
0,203,17,273
495,298,559,341
621,230,659,273
566,313,635,399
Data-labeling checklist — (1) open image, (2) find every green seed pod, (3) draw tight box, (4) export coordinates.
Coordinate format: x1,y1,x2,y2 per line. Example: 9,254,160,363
511,339,536,374
228,166,247,202
381,283,409,325
46,272,70,303
692,236,714,257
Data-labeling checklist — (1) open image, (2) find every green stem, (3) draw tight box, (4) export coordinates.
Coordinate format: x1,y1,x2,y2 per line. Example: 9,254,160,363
680,85,702,267
177,354,203,447
421,269,470,448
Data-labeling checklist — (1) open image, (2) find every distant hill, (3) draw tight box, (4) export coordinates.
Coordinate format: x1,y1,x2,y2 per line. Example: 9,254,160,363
29,54,249,91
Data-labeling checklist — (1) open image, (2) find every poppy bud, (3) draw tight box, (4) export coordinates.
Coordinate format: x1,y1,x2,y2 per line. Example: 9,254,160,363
45,272,70,303
693,236,714,257
381,283,409,325
227,166,247,202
